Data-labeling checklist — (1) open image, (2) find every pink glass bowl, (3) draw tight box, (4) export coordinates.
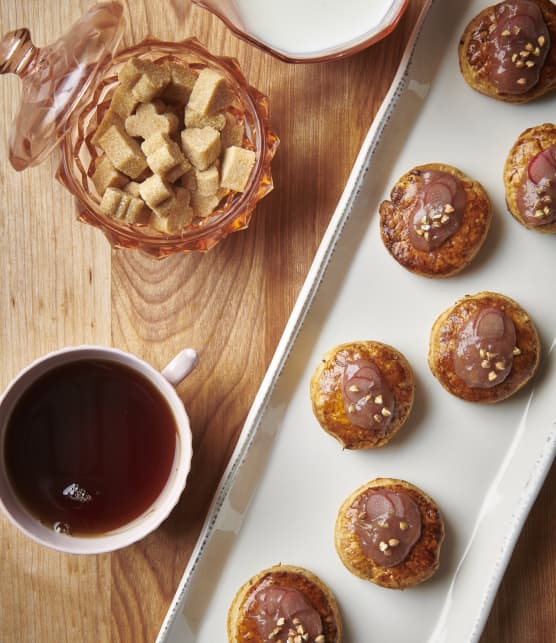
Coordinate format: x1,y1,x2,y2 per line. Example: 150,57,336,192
192,0,410,63
56,37,279,257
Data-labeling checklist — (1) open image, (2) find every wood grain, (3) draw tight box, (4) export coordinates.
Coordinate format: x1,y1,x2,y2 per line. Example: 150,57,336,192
0,1,554,642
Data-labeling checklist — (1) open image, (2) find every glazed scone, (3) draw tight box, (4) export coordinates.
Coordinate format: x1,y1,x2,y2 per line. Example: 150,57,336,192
428,291,540,403
458,0,556,103
227,564,342,643
379,163,492,278
334,478,444,590
310,341,414,450
504,122,556,232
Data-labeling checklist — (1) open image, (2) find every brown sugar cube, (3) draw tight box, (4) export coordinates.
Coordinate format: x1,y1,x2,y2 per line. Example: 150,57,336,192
110,85,139,119
150,187,193,233
97,124,148,179
139,174,173,209
184,106,226,131
118,56,170,102
120,196,146,224
150,207,193,234
194,165,220,196
91,155,128,196
141,131,170,157
221,112,245,149
91,108,124,147
181,170,197,192
162,62,197,103
181,126,221,171
187,68,234,115
123,181,142,197
125,102,179,140
99,187,146,224
191,191,222,218
145,136,191,182
220,145,256,192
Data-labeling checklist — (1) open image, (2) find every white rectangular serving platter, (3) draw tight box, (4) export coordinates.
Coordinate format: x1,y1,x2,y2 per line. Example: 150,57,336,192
158,1,556,641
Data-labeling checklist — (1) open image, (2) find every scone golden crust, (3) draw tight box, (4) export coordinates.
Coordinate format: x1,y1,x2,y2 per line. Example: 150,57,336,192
310,341,414,450
428,291,540,403
503,123,556,233
458,0,556,103
227,564,342,643
379,163,492,278
334,478,444,590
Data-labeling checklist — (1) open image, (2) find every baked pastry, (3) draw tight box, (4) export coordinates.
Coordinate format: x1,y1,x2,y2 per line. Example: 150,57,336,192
310,341,414,450
227,564,342,643
428,291,540,403
504,122,556,232
334,478,444,590
379,163,492,278
458,0,556,103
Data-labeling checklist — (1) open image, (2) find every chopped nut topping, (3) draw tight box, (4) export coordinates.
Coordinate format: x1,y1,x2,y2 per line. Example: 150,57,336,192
501,29,511,36
374,394,383,404
525,60,535,68
348,403,356,413
525,42,534,51
495,361,506,371
444,203,455,214
373,414,382,423
538,35,546,47
348,384,360,392
277,618,285,627
481,359,491,369
516,77,528,85
315,636,325,643
388,538,400,547
513,346,522,356
399,520,409,530
381,407,391,417
519,50,530,58
515,60,525,69
488,371,498,382
379,541,389,552
513,25,521,35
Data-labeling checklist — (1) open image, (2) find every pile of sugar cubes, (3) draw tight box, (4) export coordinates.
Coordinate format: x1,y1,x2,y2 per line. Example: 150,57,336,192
91,56,257,234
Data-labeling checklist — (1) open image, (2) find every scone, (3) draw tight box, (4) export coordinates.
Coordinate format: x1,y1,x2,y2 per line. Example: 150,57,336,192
458,0,556,103
310,341,414,450
428,291,540,403
503,122,556,232
379,163,492,278
227,564,342,643
334,478,444,590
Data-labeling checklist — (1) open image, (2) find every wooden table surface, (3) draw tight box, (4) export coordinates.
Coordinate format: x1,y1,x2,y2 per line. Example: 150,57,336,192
0,1,554,641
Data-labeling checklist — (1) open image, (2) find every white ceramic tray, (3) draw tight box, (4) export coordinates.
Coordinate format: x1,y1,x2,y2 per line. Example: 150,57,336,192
158,1,556,641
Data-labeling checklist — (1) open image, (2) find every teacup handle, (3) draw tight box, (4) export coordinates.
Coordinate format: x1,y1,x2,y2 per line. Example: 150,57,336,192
161,348,198,386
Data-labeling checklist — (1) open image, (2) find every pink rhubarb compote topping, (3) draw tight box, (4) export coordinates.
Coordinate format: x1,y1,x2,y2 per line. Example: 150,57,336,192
248,585,323,642
454,306,519,388
354,489,421,566
488,0,550,94
408,170,466,251
518,145,556,226
342,359,394,432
